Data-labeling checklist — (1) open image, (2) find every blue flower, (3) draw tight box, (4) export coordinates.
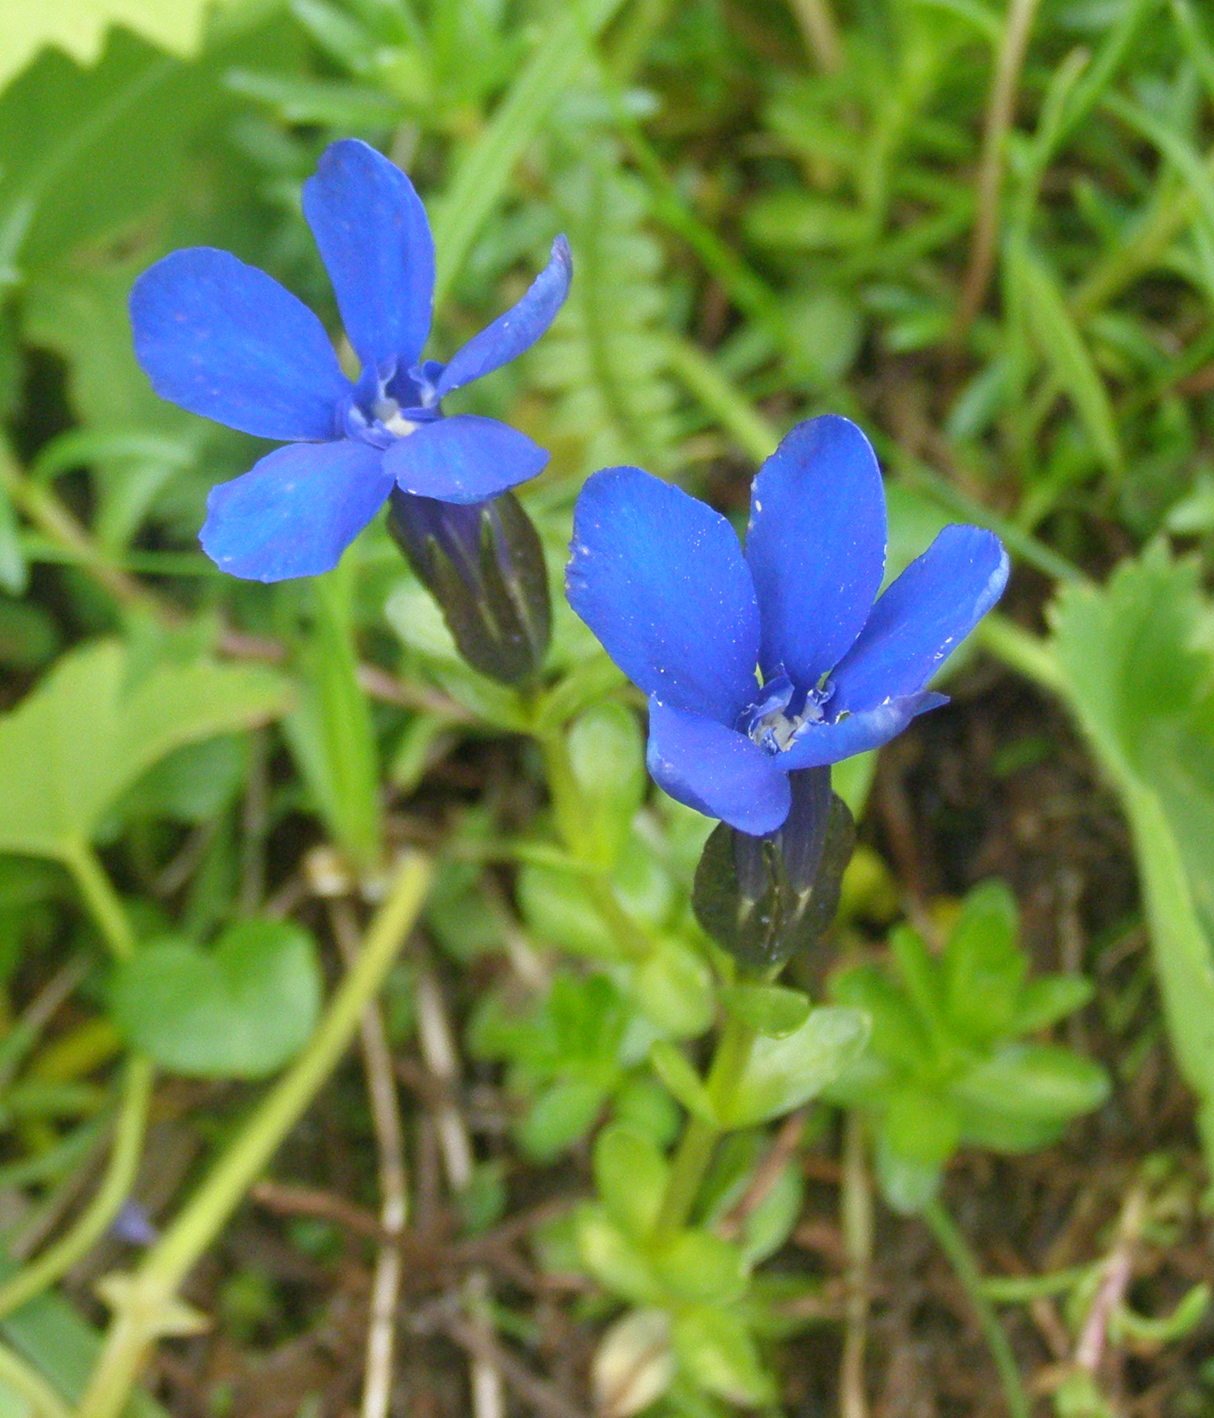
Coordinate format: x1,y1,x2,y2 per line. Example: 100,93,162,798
130,139,571,581
566,416,1009,837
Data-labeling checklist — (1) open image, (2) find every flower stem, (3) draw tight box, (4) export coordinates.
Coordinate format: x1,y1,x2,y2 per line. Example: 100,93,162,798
0,1338,73,1418
0,1056,153,1321
536,726,652,960
62,840,135,960
922,1196,1030,1418
74,852,432,1418
653,1014,757,1237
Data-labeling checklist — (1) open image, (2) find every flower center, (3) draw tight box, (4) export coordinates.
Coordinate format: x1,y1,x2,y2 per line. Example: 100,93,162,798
739,673,833,755
343,361,442,447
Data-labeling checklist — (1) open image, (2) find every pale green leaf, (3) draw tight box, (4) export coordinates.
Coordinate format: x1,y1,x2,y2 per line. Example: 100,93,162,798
0,638,291,860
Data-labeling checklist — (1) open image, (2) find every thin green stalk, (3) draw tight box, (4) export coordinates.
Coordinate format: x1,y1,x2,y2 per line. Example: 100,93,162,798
662,336,779,465
653,1015,757,1237
74,853,432,1418
537,728,652,960
430,0,627,305
653,1115,718,1236
61,841,135,960
975,614,1066,697
923,1197,1030,1418
0,1338,73,1418
0,1058,153,1321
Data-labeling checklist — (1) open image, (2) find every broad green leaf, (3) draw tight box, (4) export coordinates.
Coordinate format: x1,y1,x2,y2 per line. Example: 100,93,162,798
0,19,299,270
110,920,321,1079
671,1305,774,1407
0,639,290,861
719,983,811,1039
0,0,222,88
651,1230,747,1304
634,942,714,1040
717,1007,869,1128
565,702,646,867
576,1205,661,1307
1012,975,1094,1034
1049,549,1214,1154
593,1125,669,1239
518,1077,606,1161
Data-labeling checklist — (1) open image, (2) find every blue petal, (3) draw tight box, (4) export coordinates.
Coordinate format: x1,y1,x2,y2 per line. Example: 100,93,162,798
435,235,572,398
302,139,435,372
567,467,761,724
201,439,393,581
744,416,887,689
778,691,948,771
830,525,1009,714
130,248,351,440
647,697,792,835
382,416,548,503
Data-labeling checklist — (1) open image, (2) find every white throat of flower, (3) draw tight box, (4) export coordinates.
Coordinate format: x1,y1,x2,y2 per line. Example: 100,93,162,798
373,396,420,436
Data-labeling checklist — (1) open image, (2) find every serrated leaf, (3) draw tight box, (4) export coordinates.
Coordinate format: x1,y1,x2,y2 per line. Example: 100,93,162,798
0,0,221,86
1048,548,1214,1156
0,639,290,861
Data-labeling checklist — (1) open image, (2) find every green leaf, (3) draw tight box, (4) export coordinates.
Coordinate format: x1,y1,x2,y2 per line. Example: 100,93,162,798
717,1007,870,1128
649,1042,718,1124
576,1204,661,1307
952,1044,1110,1129
719,983,811,1039
0,638,290,861
830,964,932,1070
634,942,714,1040
518,1077,606,1161
110,920,322,1079
567,702,646,867
593,1125,669,1239
940,880,1026,1043
671,1305,774,1407
1012,974,1094,1034
1013,244,1123,479
0,0,221,91
1049,548,1214,1155
652,1230,747,1304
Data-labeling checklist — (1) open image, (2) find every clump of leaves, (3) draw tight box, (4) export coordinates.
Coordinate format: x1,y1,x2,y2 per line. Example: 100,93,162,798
827,880,1108,1213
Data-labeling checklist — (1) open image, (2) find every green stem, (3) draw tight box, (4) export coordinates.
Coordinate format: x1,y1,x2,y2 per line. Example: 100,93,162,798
62,841,135,960
653,1114,718,1236
0,1058,153,1321
74,852,432,1418
0,1338,73,1418
976,614,1064,696
537,728,652,960
653,1015,757,1237
922,1197,1030,1418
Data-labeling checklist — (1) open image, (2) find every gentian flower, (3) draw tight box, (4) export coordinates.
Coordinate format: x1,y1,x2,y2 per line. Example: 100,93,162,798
130,139,571,581
567,416,1009,837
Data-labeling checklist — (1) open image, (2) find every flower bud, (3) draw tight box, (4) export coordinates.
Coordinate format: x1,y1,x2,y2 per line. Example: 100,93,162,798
387,487,551,684
693,766,854,971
